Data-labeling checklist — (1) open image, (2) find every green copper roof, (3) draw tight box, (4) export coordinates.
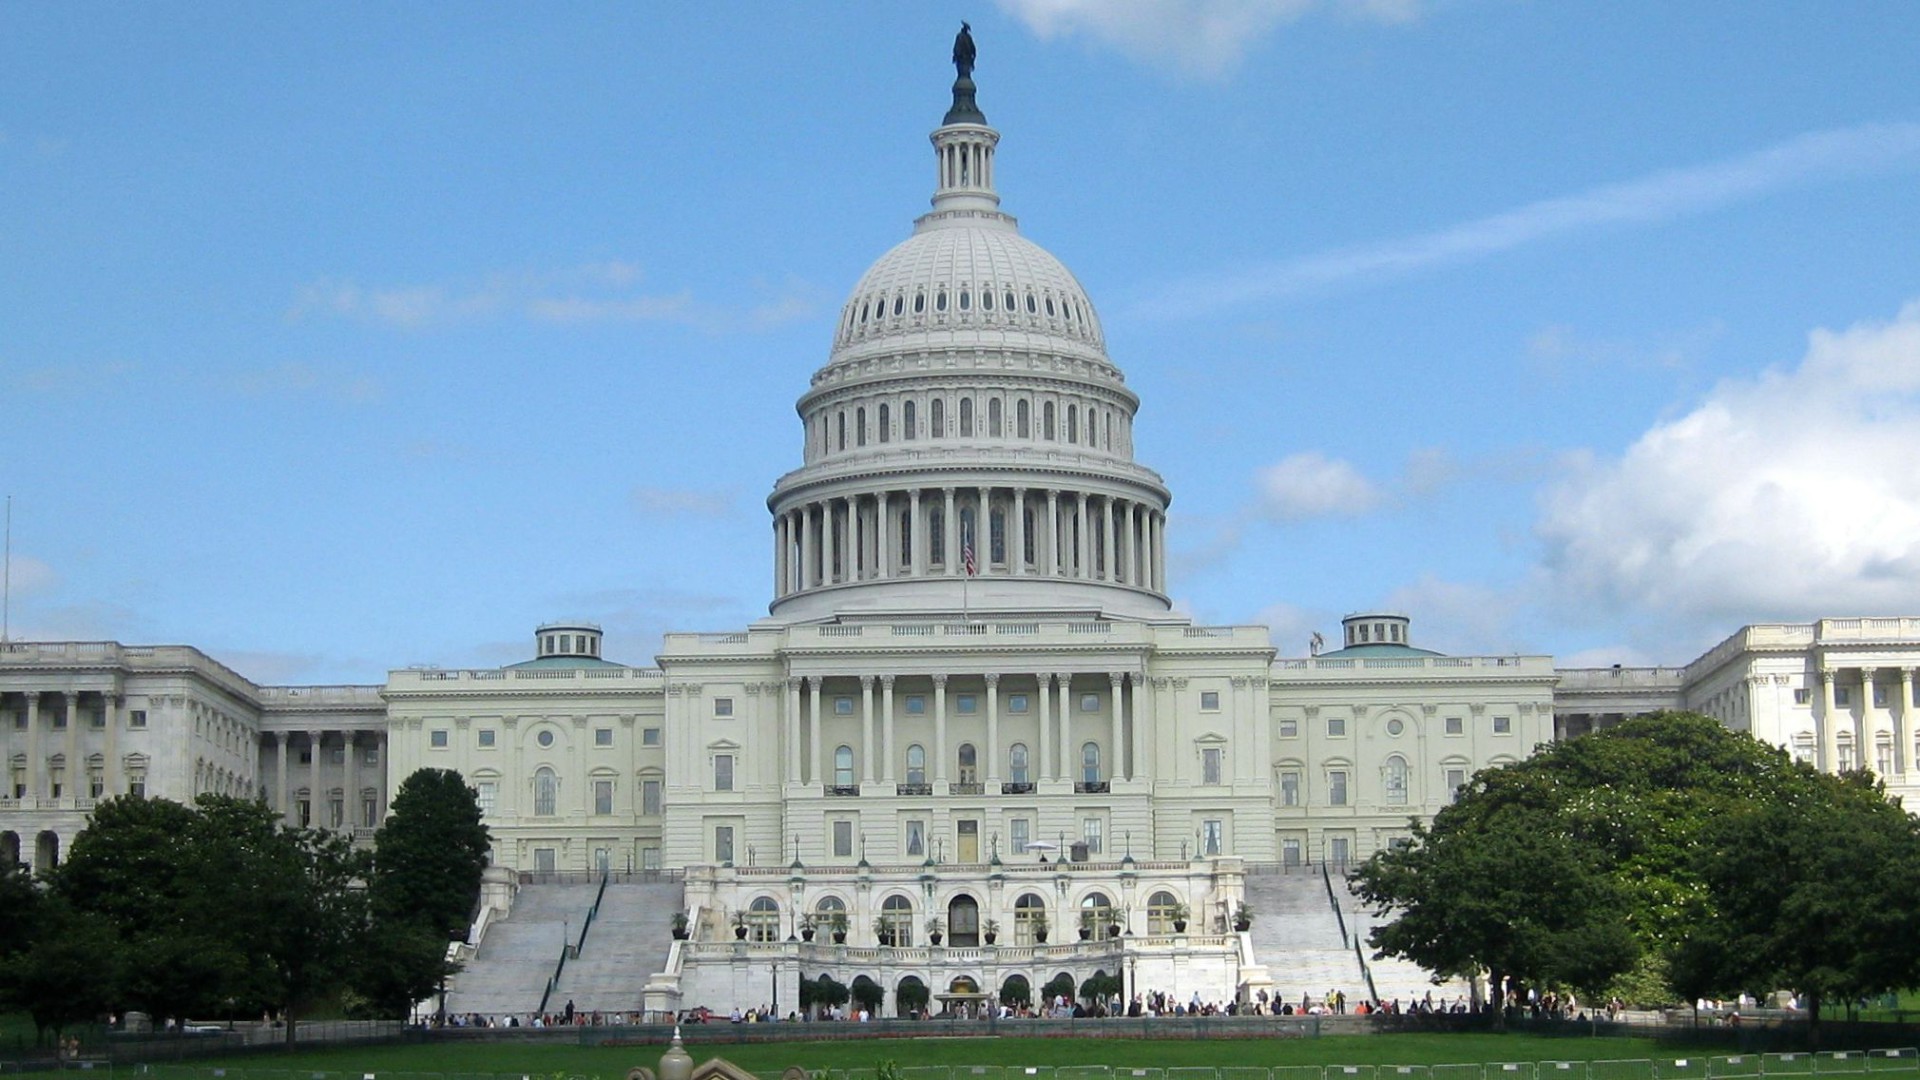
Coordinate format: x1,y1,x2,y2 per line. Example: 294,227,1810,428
1315,643,1444,659
505,655,626,670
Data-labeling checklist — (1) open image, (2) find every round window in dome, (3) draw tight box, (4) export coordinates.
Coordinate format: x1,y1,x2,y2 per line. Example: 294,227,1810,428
537,729,555,748
1386,717,1405,737
959,289,970,311
893,295,904,317
914,291,926,314
936,290,948,312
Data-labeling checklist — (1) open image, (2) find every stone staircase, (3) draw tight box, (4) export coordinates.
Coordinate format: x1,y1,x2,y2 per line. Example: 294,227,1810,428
1339,879,1470,1006
443,883,600,1018
1244,868,1365,1007
551,880,686,1012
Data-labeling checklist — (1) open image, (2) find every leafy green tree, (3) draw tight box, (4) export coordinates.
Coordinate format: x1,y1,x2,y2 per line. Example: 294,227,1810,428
361,769,490,1019
1078,970,1122,1006
850,974,884,1015
1676,768,1920,1045
1041,971,1077,1006
1,897,122,1042
894,975,930,1016
998,973,1032,1007
812,972,850,1015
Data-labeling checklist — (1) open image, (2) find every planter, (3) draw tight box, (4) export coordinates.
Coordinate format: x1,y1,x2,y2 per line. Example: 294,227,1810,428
801,928,815,942
832,931,847,944
672,928,690,940
1108,924,1121,939
1078,927,1091,941
1233,921,1250,933
734,926,748,940
1035,930,1048,944
1172,920,1187,933
984,932,998,945
930,931,944,946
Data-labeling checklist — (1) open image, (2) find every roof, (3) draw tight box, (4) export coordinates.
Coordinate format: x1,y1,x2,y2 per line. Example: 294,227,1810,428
1315,643,1444,659
504,655,627,670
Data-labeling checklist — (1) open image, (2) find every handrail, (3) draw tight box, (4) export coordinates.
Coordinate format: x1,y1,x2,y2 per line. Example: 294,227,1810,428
1321,864,1349,948
576,870,610,955
1354,933,1380,1004
537,871,608,1017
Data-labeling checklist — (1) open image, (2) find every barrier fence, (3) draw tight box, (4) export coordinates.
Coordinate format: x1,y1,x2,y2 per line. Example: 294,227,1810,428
15,1048,1895,1080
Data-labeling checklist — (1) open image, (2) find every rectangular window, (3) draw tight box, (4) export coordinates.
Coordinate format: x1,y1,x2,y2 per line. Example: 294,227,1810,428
1328,716,1346,737
363,797,378,828
129,777,146,798
1836,687,1852,707
1328,769,1349,806
1080,693,1100,712
1010,817,1030,855
534,848,556,874
1200,691,1220,711
1202,747,1223,785
429,730,449,748
89,774,104,798
1083,817,1103,854
1874,686,1889,708
593,779,613,815
1445,768,1466,799
1793,688,1811,705
1445,716,1464,735
1202,818,1223,856
329,797,344,828
833,820,854,858
642,847,662,871
643,727,662,746
1280,770,1300,807
1282,838,1301,867
595,727,613,747
956,694,977,714
1330,837,1351,866
714,754,735,791
476,782,497,815
714,697,734,717
478,729,496,748
90,710,106,729
643,779,662,815
906,819,926,857
905,695,927,714
330,747,346,764
1278,717,1298,737
130,709,148,728
365,746,380,765
715,826,735,864
834,696,855,715
1007,693,1029,714
1492,715,1512,734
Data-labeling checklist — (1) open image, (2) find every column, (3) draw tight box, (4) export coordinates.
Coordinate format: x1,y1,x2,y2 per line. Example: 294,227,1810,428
308,729,324,826
860,676,876,784
909,489,925,576
1820,670,1839,772
24,694,40,799
343,726,359,826
977,486,991,572
1152,512,1166,592
1131,674,1148,781
1862,668,1879,770
1109,673,1126,782
879,491,893,579
64,692,80,800
275,734,290,821
786,678,803,783
942,487,958,575
822,499,838,585
808,677,823,786
1058,674,1074,781
1045,490,1060,576
933,675,949,786
1118,501,1133,585
773,518,785,596
881,675,898,783
1899,668,1916,776
801,504,817,589
1038,675,1053,782
1012,489,1027,576
985,674,1001,783
1101,498,1116,581
374,732,390,820
103,694,121,797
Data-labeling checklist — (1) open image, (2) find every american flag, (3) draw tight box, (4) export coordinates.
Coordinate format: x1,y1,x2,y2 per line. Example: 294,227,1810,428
962,530,977,576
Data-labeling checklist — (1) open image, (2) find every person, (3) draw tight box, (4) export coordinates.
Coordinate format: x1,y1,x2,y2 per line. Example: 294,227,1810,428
564,998,575,1024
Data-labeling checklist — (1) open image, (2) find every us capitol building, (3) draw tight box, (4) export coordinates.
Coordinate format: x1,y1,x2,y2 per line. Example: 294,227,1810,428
6,45,1920,1017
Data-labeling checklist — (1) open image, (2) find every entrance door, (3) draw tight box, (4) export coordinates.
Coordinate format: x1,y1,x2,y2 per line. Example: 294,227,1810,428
948,895,981,947
957,819,979,862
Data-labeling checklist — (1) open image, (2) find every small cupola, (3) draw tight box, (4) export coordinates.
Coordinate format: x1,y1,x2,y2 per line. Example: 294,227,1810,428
1342,612,1412,649
535,622,603,661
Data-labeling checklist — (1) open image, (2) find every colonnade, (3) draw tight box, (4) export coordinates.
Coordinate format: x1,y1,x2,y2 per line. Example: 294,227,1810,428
773,486,1165,598
1815,666,1920,775
781,671,1144,793
1,689,131,803
267,728,388,832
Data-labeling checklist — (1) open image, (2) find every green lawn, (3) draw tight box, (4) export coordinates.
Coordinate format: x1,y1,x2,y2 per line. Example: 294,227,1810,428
151,1032,1733,1078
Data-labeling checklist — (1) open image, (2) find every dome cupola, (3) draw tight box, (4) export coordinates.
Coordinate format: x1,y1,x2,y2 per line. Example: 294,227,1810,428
767,31,1173,623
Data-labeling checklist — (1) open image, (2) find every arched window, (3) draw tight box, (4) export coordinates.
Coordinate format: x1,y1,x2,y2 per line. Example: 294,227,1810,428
931,398,945,437
534,767,558,816
748,896,781,942
958,743,977,784
988,397,1003,436
834,745,855,787
1081,742,1102,784
1009,743,1030,784
906,744,927,786
898,508,913,567
914,290,925,314
990,507,1006,564
880,894,914,946
1147,890,1182,935
1022,509,1036,566
960,397,974,436
815,895,848,939
1016,399,1030,438
1043,401,1056,440
1080,891,1116,940
1014,892,1048,945
1067,404,1078,443
904,399,917,439
1384,755,1408,805
856,406,868,447
892,294,904,317
878,402,891,443
947,894,981,946
836,411,847,452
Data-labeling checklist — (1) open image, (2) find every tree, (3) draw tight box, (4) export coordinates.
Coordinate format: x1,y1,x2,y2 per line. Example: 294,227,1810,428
850,974,885,1016
812,972,850,1016
894,975,930,1016
363,769,491,1020
1041,971,1077,1006
1676,768,1920,1045
1,898,122,1042
1078,970,1122,1006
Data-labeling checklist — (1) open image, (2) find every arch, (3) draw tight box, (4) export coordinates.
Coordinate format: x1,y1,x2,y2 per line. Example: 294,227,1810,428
946,893,981,946
1079,890,1117,940
1081,742,1102,784
988,397,1003,436
1000,973,1032,1007
747,895,781,942
834,745,855,787
906,743,927,786
34,830,59,872
849,974,884,1016
1383,754,1409,805
836,411,846,452
957,742,977,784
1147,889,1183,934
534,766,558,816
1043,401,1056,440
855,406,868,446
1014,891,1048,944
0,831,19,867
880,893,914,946
895,974,930,1018
1066,403,1078,443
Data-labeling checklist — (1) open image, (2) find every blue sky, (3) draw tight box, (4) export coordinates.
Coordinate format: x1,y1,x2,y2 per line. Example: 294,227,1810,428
4,2,1918,684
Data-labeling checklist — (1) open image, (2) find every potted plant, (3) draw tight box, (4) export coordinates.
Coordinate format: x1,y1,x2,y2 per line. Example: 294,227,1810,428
671,910,690,940
1233,902,1252,933
982,917,1000,945
799,913,816,942
927,916,945,946
731,909,748,940
1109,906,1125,939
1078,909,1094,941
1033,910,1049,944
1169,900,1189,934
828,910,848,944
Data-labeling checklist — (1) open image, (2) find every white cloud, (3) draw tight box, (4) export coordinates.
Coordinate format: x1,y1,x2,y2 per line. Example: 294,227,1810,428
632,486,735,519
997,0,1420,78
1537,299,1920,626
224,361,383,404
1381,574,1526,655
1253,600,1332,657
3,554,57,595
1255,451,1382,521
1140,121,1920,317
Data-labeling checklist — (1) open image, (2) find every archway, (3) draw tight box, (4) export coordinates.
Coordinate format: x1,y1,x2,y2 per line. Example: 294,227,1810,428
0,831,18,868
947,893,980,946
999,973,1032,1009
34,830,59,872
895,975,930,1018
